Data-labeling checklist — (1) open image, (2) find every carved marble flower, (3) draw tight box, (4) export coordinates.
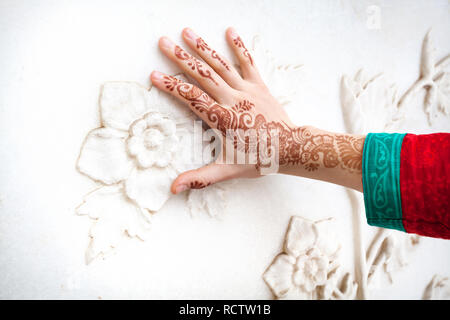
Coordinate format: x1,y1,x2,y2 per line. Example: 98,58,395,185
291,248,329,292
78,80,199,212
127,112,178,168
263,216,356,300
76,79,205,263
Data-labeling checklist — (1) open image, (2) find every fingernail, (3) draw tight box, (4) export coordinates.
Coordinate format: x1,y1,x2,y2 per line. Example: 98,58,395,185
183,28,196,41
159,37,173,50
175,184,189,194
229,27,238,39
151,71,163,81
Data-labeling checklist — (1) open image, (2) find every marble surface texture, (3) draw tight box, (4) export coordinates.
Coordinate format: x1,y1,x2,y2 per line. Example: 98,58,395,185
0,0,449,299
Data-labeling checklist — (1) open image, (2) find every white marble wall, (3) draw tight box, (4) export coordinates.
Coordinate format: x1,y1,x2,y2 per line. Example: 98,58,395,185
0,0,449,299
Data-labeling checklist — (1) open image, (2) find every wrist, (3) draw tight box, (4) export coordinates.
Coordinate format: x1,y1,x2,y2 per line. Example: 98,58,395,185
275,125,322,175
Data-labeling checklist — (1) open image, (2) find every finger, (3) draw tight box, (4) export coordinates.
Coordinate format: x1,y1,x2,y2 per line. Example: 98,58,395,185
170,162,256,194
182,27,244,89
158,36,231,102
150,71,219,126
226,27,260,81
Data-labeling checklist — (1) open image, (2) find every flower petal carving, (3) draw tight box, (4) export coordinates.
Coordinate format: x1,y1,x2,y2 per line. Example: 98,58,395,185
125,166,177,212
100,82,150,131
77,127,134,185
263,254,296,298
284,216,317,258
77,79,212,263
314,218,341,259
127,112,179,169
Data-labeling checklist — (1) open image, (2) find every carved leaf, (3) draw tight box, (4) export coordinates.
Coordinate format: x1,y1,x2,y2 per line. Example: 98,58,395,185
76,184,152,264
187,182,228,218
423,275,450,300
263,216,354,300
341,70,399,134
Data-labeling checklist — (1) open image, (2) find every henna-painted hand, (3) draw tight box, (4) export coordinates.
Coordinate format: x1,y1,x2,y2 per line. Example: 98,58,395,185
151,27,365,194
151,27,294,194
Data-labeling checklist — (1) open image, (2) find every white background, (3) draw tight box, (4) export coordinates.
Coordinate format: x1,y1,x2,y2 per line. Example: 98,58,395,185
0,0,449,299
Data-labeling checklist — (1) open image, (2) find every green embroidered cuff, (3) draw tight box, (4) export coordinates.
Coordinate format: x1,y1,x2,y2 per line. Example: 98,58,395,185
362,133,406,232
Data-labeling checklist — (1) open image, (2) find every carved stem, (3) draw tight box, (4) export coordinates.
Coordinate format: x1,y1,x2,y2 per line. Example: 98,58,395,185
397,78,427,109
347,189,368,299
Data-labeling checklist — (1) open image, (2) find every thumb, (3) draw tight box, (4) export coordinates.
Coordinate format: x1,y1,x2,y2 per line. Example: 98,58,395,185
170,163,255,194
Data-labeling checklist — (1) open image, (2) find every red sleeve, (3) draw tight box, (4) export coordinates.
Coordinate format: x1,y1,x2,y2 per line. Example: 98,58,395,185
400,133,450,239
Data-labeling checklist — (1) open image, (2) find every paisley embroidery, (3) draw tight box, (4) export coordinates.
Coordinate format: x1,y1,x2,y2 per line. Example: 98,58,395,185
373,170,389,209
362,133,406,231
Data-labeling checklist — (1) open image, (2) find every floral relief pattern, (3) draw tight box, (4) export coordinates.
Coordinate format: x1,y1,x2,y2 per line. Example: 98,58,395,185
74,30,449,299
398,30,450,124
126,112,178,169
77,78,207,263
339,29,450,299
340,69,421,299
76,184,152,264
263,216,357,300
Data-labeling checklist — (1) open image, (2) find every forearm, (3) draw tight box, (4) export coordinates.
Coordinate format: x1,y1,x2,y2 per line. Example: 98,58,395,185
277,126,365,192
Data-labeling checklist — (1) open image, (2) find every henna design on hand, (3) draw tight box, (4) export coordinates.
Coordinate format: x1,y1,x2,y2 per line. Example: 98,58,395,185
162,76,362,174
163,75,215,112
304,163,319,172
196,38,230,71
174,46,219,85
164,77,339,169
231,100,253,113
189,180,211,189
233,37,253,65
163,75,182,91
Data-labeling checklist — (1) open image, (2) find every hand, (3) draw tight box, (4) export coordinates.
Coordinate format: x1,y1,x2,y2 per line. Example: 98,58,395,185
151,27,295,194
151,27,366,194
